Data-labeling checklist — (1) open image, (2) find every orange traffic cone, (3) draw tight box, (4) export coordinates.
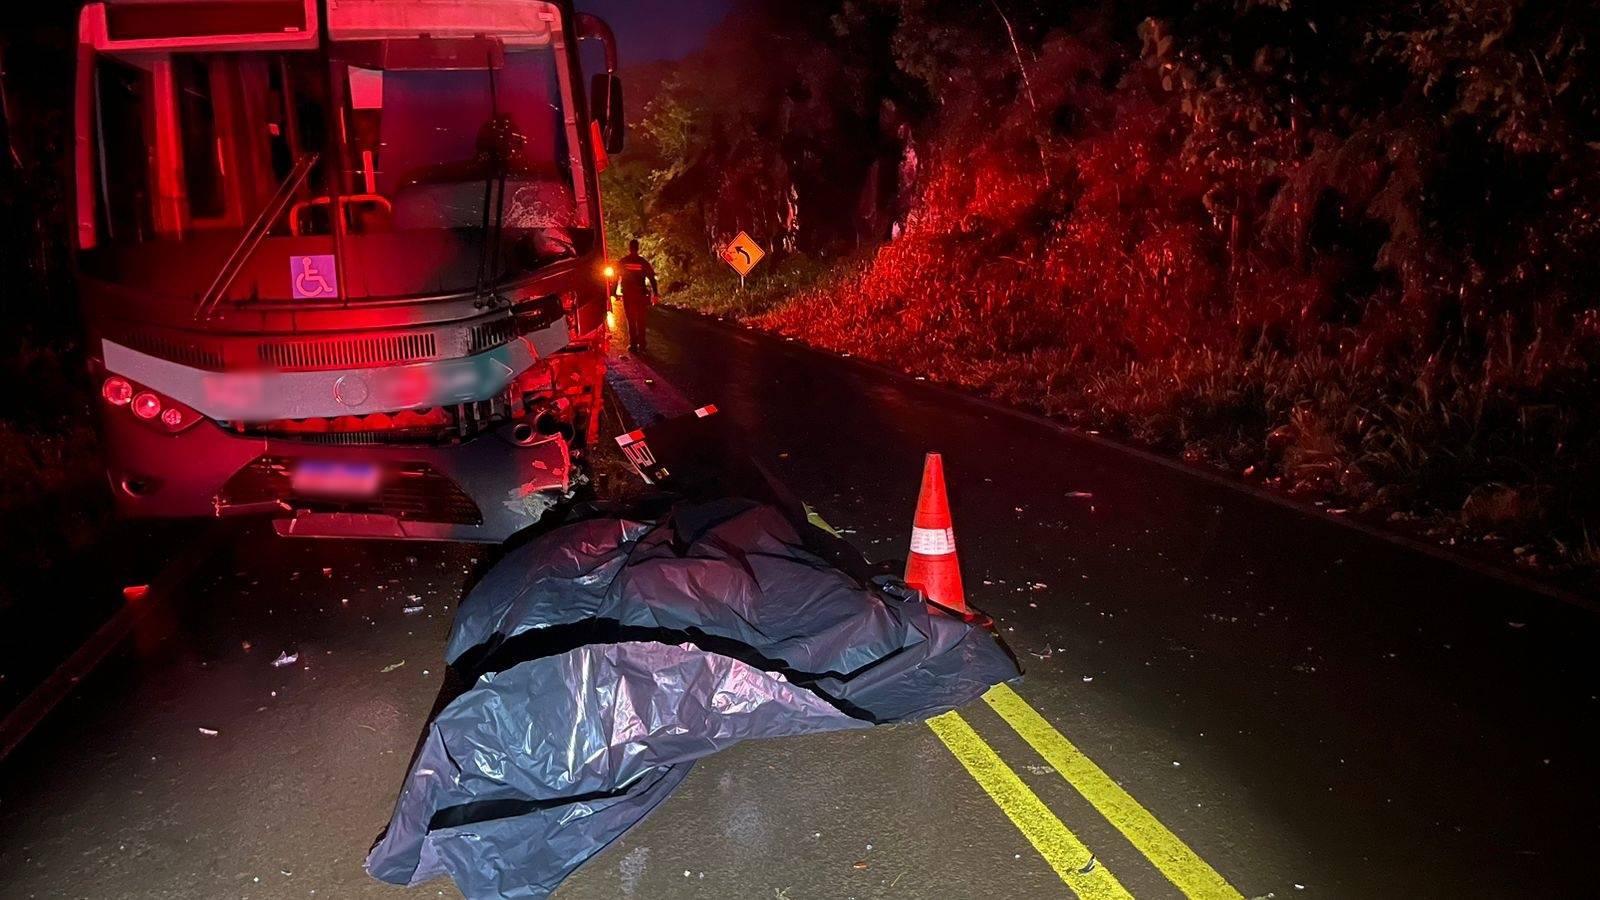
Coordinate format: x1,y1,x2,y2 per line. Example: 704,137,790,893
905,452,968,617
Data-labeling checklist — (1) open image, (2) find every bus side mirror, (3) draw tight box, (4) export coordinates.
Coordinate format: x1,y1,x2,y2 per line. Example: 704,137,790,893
589,73,625,155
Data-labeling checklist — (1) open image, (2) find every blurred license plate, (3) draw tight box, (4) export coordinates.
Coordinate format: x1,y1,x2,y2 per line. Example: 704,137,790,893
291,459,381,497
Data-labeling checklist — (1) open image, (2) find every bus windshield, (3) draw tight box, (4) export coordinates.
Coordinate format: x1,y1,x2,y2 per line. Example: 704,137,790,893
81,35,591,305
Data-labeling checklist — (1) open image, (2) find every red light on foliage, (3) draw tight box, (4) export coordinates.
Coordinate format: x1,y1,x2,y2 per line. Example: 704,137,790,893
102,376,133,406
132,391,162,420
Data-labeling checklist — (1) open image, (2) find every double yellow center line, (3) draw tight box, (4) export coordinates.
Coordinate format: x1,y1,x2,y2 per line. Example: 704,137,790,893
800,510,1236,896
929,684,1243,899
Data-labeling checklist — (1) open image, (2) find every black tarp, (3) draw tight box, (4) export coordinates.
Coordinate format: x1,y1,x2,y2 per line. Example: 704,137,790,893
366,497,1019,898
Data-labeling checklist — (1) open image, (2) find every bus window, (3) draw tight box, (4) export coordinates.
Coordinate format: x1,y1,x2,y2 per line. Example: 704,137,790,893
174,56,226,221
94,57,154,243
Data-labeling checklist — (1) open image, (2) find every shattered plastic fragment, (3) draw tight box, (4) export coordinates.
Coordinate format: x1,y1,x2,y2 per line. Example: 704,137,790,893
197,727,219,737
381,661,406,673
272,651,299,668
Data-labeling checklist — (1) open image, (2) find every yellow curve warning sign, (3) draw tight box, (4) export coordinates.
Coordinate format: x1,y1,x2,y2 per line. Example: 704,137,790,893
720,232,766,277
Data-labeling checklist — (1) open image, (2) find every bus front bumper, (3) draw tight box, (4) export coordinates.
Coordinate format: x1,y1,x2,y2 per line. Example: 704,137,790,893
101,413,573,543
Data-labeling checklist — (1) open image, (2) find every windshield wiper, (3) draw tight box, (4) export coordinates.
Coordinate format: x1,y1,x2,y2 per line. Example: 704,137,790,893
474,160,506,301
194,151,320,321
475,57,514,303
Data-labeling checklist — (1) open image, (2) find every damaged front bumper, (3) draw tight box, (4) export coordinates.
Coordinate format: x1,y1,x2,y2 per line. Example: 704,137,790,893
102,409,573,542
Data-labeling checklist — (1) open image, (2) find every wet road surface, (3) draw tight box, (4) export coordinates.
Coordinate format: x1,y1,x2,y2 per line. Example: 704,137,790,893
3,307,1599,898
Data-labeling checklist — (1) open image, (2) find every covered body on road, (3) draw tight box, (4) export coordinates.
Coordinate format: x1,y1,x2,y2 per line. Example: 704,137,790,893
367,497,1020,898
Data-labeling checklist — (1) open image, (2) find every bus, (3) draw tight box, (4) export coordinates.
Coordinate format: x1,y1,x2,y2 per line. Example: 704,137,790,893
71,0,625,541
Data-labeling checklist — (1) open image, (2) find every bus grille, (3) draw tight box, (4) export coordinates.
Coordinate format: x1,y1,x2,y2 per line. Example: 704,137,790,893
257,332,438,369
219,457,482,525
287,429,450,446
123,330,226,370
468,318,518,353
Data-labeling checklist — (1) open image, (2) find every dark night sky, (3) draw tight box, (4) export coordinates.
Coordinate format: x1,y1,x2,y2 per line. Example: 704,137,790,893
578,0,734,63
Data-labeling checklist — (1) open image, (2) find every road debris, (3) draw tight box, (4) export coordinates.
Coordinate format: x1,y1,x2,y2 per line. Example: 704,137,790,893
122,584,149,601
271,651,299,668
402,605,425,615
381,661,406,673
197,727,219,737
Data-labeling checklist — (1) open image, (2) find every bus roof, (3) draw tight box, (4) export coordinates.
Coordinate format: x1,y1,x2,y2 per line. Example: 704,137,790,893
85,0,565,53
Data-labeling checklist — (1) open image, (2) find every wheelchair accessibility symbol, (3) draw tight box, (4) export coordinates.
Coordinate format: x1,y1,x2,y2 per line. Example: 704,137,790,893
291,254,338,299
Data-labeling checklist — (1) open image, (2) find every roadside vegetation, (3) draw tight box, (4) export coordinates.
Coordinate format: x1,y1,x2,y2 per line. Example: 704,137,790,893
605,0,1600,587
0,18,107,617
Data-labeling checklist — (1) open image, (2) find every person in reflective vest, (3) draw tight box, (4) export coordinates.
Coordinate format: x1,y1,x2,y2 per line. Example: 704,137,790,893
614,239,659,353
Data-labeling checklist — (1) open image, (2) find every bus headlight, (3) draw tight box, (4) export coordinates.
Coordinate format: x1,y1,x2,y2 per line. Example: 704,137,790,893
102,376,134,406
102,374,200,433
132,391,162,420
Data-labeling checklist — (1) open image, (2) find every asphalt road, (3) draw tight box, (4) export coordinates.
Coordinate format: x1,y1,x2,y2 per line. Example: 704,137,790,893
3,308,1599,898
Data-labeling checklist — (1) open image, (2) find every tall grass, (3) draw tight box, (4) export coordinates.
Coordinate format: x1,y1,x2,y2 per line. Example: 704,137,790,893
690,28,1600,584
